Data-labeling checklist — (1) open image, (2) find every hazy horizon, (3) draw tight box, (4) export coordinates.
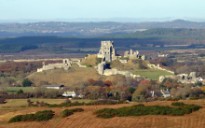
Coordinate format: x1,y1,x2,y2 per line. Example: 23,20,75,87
0,0,205,23
1,18,205,23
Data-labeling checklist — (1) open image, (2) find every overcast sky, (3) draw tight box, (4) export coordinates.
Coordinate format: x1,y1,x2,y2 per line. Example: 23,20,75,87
0,0,204,22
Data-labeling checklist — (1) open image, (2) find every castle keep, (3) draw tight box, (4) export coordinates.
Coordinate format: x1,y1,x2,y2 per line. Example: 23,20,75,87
97,41,116,62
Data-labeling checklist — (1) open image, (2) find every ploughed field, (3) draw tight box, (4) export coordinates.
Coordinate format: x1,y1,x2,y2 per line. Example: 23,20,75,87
0,99,205,128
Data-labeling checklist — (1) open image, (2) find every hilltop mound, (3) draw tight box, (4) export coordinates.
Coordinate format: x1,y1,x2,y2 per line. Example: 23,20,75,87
28,65,101,87
28,64,128,87
81,55,100,67
111,59,148,71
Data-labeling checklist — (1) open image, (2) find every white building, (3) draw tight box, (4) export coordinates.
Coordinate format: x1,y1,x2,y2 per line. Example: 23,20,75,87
62,91,77,97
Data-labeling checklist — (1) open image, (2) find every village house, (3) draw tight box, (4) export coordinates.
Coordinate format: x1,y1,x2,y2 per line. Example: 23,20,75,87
62,91,84,98
62,91,76,97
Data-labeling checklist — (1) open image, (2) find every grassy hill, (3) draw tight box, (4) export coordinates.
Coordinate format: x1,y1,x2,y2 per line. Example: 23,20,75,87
111,59,173,80
28,65,101,87
28,58,173,86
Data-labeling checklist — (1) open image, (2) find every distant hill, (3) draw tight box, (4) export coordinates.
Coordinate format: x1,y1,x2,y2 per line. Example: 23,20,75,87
1,28,205,53
1,20,205,38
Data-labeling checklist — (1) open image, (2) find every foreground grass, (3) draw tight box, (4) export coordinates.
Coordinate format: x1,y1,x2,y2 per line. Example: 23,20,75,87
95,102,201,118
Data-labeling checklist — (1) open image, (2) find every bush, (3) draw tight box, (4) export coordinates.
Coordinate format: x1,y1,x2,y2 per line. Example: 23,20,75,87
48,101,85,107
171,102,185,107
47,99,124,108
34,110,55,121
17,89,24,94
61,108,84,117
71,108,84,112
95,102,201,118
22,79,33,87
9,110,54,123
88,99,124,105
95,108,116,118
61,109,74,117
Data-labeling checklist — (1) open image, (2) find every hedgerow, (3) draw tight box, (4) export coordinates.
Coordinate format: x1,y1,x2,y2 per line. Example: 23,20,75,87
95,102,201,118
47,100,124,108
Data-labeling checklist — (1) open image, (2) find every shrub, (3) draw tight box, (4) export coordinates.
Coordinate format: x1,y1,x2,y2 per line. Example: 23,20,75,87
9,115,25,123
48,101,85,107
88,99,124,105
9,110,55,123
95,103,201,118
61,109,74,117
171,102,185,107
17,89,24,94
95,108,117,118
22,78,33,87
34,110,55,121
61,108,84,117
46,99,123,108
71,108,84,112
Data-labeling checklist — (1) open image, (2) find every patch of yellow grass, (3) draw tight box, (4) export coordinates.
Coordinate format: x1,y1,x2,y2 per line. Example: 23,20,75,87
28,67,101,87
81,54,98,67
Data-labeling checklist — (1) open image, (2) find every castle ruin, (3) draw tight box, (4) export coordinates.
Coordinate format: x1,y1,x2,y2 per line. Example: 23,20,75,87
124,49,145,60
97,41,116,62
37,59,72,72
96,41,140,79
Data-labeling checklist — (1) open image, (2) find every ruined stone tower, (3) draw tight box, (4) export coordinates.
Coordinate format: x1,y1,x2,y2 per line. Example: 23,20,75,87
97,41,116,62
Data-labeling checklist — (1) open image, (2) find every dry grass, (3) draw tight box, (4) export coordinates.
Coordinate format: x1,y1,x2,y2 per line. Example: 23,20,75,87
28,66,101,87
111,60,140,71
0,100,205,128
81,54,98,67
28,65,128,87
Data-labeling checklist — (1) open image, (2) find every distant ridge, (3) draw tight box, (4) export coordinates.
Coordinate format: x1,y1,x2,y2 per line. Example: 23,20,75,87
0,20,205,38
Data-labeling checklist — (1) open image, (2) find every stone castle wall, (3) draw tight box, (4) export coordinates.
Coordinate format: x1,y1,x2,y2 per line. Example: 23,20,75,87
37,59,72,72
147,63,175,74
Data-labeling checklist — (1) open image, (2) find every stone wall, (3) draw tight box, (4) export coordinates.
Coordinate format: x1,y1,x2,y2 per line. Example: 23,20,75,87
147,63,175,74
36,58,88,72
37,59,72,72
124,49,146,60
97,62,140,79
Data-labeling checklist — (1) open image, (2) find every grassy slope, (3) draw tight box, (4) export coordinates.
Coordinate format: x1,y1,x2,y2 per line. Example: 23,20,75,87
28,64,101,87
5,87,36,93
135,69,173,80
111,59,173,80
81,54,98,67
28,57,173,86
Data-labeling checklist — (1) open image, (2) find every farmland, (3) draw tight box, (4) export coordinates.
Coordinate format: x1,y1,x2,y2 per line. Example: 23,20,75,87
0,99,205,128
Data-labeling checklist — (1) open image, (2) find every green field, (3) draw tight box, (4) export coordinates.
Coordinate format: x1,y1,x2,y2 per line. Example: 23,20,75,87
4,87,36,93
0,99,93,114
134,69,173,80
